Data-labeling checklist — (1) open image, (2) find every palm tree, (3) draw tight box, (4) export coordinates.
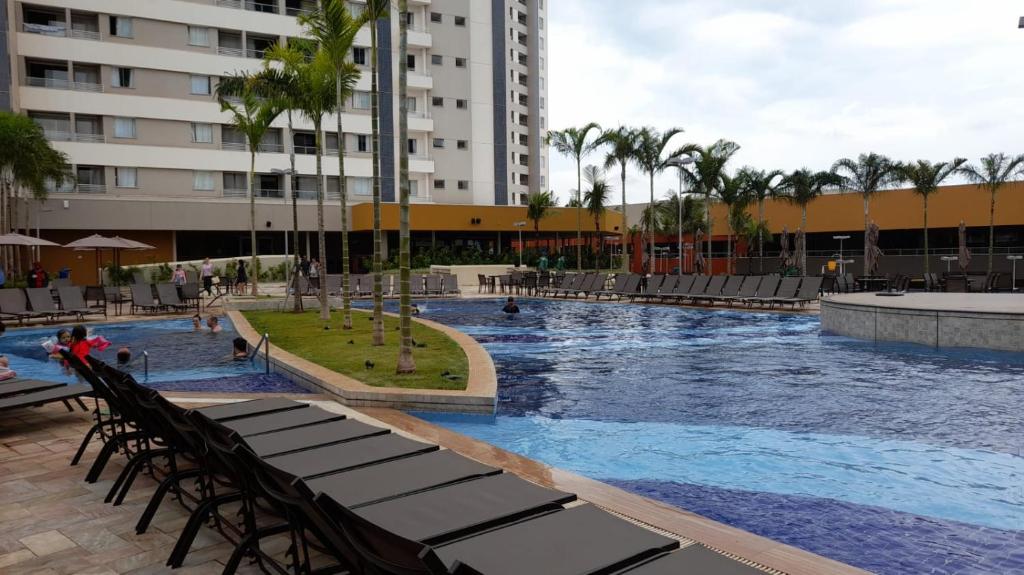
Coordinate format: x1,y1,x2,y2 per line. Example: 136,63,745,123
583,165,610,264
548,123,601,271
897,158,967,275
678,140,740,275
781,169,843,275
216,77,283,297
597,126,637,272
0,112,73,274
632,127,686,272
831,153,899,276
716,173,746,274
300,0,362,328
396,0,414,373
364,0,390,346
526,191,555,240
737,167,784,273
959,154,1024,274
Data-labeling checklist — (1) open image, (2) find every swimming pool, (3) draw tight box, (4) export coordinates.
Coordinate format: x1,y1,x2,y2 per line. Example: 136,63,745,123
0,317,309,394
395,298,1024,575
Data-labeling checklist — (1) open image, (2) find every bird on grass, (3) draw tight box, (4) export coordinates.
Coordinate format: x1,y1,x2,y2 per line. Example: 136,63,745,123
440,370,462,381
347,340,354,345
364,360,375,370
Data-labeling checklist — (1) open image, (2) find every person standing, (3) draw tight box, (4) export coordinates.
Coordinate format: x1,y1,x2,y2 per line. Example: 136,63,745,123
172,264,187,298
555,254,566,272
201,257,214,295
538,254,549,272
299,256,310,278
308,258,320,290
28,262,49,288
235,259,248,295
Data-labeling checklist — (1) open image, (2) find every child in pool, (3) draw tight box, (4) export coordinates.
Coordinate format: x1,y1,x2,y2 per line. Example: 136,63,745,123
232,337,249,360
0,322,14,381
68,325,111,364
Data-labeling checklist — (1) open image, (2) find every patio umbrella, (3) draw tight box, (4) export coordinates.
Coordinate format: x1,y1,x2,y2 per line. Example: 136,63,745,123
958,220,971,273
64,234,131,284
779,226,791,269
693,228,705,274
866,221,883,276
794,228,806,274
0,233,61,247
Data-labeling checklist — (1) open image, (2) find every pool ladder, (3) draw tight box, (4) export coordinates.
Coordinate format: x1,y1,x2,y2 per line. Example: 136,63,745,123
250,333,271,375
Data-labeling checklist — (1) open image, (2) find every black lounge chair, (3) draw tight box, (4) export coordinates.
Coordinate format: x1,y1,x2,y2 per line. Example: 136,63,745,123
574,273,608,298
677,275,710,304
615,274,643,300
129,283,163,314
0,288,41,324
263,433,438,478
750,277,799,308
442,273,461,296
702,275,744,306
0,382,91,413
410,274,428,296
594,274,630,300
659,275,694,302
739,275,780,307
717,276,762,307
155,283,194,313
690,275,726,305
57,286,106,319
25,287,67,322
0,378,67,398
554,273,590,298
222,405,347,437
541,274,573,297
619,543,768,574
639,275,666,301
425,274,443,296
771,276,824,308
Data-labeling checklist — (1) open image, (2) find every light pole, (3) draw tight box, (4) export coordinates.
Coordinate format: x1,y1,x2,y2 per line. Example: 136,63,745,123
940,255,957,273
271,167,297,295
832,235,850,275
1008,255,1022,292
513,221,527,267
667,156,695,275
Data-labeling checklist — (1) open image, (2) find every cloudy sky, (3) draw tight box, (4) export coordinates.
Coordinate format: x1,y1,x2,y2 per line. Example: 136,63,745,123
546,0,1024,206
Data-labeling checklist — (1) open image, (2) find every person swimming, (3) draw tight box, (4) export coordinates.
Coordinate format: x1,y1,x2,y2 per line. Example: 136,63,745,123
502,297,520,316
207,315,222,333
116,347,132,365
232,337,248,360
191,314,203,331
411,303,421,315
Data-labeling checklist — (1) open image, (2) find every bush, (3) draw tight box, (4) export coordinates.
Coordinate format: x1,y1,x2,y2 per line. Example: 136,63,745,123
150,263,173,283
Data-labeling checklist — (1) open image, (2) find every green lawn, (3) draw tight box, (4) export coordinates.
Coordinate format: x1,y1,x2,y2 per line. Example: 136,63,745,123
242,309,468,390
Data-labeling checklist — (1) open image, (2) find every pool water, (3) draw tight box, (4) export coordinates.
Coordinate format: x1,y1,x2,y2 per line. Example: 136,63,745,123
0,318,309,394
392,298,1024,575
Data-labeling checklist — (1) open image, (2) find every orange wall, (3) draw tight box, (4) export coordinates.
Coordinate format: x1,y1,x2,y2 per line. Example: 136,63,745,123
351,204,625,234
35,230,175,285
707,181,1024,234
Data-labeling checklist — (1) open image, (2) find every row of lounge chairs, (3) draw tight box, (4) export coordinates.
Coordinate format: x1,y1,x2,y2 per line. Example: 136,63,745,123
65,353,766,575
300,273,462,298
128,283,201,315
540,273,823,309
0,287,107,324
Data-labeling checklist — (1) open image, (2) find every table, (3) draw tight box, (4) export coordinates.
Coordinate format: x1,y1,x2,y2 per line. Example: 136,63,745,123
855,276,891,292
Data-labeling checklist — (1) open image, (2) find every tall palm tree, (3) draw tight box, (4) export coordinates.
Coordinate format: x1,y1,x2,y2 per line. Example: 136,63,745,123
0,112,73,274
678,139,740,275
897,158,967,275
632,127,686,272
737,167,784,273
597,126,637,272
781,169,842,275
396,0,414,373
216,77,283,297
716,173,746,274
364,0,390,346
959,154,1024,274
548,122,601,271
526,191,555,239
583,165,610,264
831,153,899,276
300,0,362,327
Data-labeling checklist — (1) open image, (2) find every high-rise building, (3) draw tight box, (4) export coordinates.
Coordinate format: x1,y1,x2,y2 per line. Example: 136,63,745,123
0,0,551,270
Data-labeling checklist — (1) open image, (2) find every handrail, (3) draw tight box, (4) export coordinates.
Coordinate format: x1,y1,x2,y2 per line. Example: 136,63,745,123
143,350,149,381
249,332,270,375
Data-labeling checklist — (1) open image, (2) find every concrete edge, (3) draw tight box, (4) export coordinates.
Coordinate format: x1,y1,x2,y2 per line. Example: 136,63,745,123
226,307,497,414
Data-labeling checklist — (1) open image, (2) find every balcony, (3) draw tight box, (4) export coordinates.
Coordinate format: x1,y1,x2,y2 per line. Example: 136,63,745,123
256,188,284,199
256,143,285,153
25,76,103,92
221,141,247,151
215,0,279,15
78,183,107,194
285,0,317,17
223,188,248,198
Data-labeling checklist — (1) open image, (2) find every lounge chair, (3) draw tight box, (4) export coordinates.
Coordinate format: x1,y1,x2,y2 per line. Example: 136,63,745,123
738,275,779,307
749,277,799,308
619,543,768,574
573,273,608,299
156,283,196,313
25,287,67,322
641,275,666,301
129,283,163,314
57,286,106,319
594,274,630,300
659,275,694,302
553,273,589,298
771,276,824,308
442,273,461,296
540,274,573,297
690,275,726,305
677,275,711,304
0,378,67,399
699,275,742,306
425,274,443,296
0,288,41,324
653,276,679,300
716,276,762,307
407,274,425,296
324,274,342,295
0,383,91,413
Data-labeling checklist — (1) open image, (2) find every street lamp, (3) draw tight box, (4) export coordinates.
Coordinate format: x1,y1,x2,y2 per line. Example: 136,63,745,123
271,167,297,277
832,235,850,275
513,221,527,267
1008,255,1022,291
940,255,957,273
666,156,695,275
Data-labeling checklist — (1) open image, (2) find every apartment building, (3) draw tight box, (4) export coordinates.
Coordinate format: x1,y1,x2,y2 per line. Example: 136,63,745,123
0,0,551,273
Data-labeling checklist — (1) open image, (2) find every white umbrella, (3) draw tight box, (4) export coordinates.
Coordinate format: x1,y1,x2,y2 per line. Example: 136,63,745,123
0,233,61,247
64,234,129,284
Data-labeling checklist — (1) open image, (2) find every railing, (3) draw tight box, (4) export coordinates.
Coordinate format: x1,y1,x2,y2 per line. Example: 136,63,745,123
293,145,317,155
325,148,339,157
77,183,107,194
217,46,245,57
257,143,285,153
216,0,279,14
23,23,66,36
221,141,247,151
224,188,248,198
326,190,341,201
26,76,103,92
246,47,270,59
43,130,73,141
75,133,105,143
257,188,284,198
70,28,101,41
294,190,317,200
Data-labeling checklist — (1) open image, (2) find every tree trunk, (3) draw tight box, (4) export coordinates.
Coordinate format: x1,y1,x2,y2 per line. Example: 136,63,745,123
316,121,329,322
289,110,302,313
922,195,929,276
988,188,995,275
802,206,808,277
249,151,259,297
0,177,7,275
397,0,415,374
620,165,628,273
576,162,582,272
705,190,712,276
863,194,870,276
648,172,655,273
337,74,352,329
370,18,384,346
758,198,765,274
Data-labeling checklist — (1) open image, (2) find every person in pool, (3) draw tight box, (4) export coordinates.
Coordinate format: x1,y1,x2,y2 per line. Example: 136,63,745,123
116,347,132,365
68,325,111,364
191,314,203,331
207,315,223,333
411,303,420,315
502,297,520,315
232,337,249,360
0,322,14,381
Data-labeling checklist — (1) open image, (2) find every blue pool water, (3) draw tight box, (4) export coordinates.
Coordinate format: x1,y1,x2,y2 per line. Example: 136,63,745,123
0,318,309,394
388,298,1024,575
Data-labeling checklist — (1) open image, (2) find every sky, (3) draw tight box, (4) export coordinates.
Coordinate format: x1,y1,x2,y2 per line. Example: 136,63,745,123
545,0,1024,206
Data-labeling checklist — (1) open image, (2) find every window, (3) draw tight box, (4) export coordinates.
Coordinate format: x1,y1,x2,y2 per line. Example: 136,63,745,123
353,47,367,66
357,134,368,152
432,96,444,107
223,172,246,192
190,75,211,95
188,26,210,47
431,54,443,65
353,91,371,109
432,138,444,149
430,12,442,23
110,16,133,38
113,117,136,139
456,99,467,109
455,57,466,68
112,67,133,88
405,97,417,113
351,177,371,196
406,54,416,71
408,180,418,197
407,139,417,154
454,16,466,26
405,11,414,26
540,17,544,30
457,140,468,150
433,179,445,189
193,171,215,191
115,167,137,188
458,180,469,190
191,123,213,143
